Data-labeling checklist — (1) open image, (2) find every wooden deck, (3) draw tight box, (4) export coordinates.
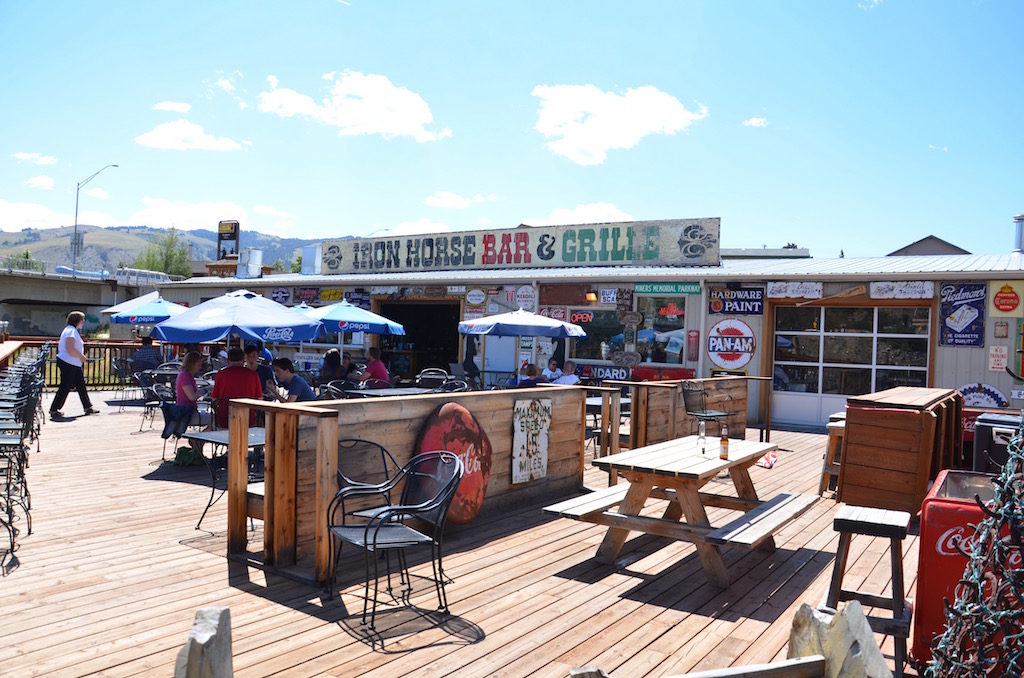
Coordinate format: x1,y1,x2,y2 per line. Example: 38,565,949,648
1,392,923,677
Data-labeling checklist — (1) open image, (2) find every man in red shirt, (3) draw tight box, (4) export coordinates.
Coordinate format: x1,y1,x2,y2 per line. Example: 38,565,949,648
359,346,390,385
212,347,263,428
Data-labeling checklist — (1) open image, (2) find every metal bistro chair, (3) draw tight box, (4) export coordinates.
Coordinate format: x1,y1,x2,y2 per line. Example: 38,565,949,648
415,368,449,390
681,380,729,435
337,438,402,493
327,451,464,630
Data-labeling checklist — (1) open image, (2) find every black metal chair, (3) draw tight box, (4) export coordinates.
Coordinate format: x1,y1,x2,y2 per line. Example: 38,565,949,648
680,381,729,435
326,450,464,629
435,379,470,392
415,368,449,389
337,438,402,493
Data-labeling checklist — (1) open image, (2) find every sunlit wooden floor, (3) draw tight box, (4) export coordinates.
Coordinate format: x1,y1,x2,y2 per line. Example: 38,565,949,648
0,391,922,676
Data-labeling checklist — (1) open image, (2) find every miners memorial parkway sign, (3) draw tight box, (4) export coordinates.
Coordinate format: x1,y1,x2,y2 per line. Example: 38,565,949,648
320,218,721,274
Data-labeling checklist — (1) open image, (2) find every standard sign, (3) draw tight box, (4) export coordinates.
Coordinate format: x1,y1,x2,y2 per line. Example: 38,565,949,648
321,218,720,273
708,286,764,315
707,318,756,370
634,282,701,295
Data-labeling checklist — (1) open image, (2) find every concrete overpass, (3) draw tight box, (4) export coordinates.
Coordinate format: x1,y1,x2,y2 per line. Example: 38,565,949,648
0,269,145,336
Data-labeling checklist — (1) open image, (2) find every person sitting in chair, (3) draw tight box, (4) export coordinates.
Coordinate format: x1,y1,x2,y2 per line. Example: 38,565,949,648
552,360,581,385
132,336,162,372
211,347,263,428
541,358,563,381
268,357,316,402
516,363,547,388
358,346,390,384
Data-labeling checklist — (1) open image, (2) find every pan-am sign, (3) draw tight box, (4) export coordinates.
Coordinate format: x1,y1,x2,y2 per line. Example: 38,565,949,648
707,318,755,370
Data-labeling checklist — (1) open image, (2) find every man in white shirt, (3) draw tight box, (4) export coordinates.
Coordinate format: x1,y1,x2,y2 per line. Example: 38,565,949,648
541,358,563,381
552,361,580,385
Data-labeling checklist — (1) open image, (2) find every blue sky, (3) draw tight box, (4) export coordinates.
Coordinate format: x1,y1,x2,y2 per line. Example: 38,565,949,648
1,0,1021,258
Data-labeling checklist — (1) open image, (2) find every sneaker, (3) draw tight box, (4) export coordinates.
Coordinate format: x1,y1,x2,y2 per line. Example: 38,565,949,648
84,407,100,415
49,409,63,418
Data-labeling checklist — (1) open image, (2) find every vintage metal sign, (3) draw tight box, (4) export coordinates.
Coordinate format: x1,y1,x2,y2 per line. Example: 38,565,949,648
939,282,986,347
708,286,764,315
707,318,756,370
320,218,720,274
634,281,701,295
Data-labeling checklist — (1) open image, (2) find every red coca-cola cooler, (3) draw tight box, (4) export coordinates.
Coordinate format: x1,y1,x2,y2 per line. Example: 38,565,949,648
912,469,1016,663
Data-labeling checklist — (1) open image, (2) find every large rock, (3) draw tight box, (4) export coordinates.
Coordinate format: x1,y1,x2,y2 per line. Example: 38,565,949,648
174,607,233,678
789,601,891,678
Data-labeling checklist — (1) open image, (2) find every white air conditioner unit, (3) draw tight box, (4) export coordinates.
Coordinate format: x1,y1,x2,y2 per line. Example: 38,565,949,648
236,248,263,279
302,244,322,275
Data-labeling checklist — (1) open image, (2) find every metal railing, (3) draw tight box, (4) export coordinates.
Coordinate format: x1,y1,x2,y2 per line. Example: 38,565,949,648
8,337,157,388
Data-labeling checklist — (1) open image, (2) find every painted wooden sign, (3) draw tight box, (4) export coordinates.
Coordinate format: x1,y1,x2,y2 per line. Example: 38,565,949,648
415,402,493,524
512,399,552,484
321,218,721,274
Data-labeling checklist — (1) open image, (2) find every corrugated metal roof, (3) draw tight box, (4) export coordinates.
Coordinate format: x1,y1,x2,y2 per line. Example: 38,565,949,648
165,252,1024,289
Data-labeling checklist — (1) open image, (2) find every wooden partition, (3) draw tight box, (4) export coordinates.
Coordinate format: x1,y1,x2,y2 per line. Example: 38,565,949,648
226,386,587,584
605,376,748,449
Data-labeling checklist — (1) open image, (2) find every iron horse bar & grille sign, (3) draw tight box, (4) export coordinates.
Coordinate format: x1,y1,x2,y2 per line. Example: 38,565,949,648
320,218,721,274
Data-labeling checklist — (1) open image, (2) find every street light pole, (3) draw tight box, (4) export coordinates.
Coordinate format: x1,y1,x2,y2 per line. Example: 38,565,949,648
72,163,118,277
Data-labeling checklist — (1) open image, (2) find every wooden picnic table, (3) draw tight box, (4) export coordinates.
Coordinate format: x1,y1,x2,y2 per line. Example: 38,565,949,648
544,435,816,587
344,386,435,397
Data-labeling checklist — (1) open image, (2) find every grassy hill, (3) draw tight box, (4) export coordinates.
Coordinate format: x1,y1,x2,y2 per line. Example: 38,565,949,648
0,225,322,274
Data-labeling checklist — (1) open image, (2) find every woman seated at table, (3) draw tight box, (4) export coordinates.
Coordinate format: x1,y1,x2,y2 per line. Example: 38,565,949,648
516,363,547,388
319,348,358,385
175,351,212,427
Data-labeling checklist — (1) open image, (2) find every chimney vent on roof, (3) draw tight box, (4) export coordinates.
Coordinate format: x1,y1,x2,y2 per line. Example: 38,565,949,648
1015,214,1024,253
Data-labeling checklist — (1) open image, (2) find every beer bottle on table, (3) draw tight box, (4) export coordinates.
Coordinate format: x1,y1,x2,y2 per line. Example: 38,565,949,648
719,424,729,460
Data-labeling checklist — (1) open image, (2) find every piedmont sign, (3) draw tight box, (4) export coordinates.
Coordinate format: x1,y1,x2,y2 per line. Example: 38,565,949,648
707,318,756,370
321,218,720,274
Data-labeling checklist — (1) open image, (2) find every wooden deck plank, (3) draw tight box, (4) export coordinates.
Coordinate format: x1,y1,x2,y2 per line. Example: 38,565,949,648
0,392,924,677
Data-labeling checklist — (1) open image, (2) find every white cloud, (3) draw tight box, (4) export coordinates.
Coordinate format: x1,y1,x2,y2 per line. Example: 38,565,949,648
0,199,67,231
25,175,54,190
742,117,768,128
153,101,191,113
252,204,298,236
128,197,248,230
134,119,242,151
258,70,452,142
858,0,882,9
12,151,57,165
532,84,707,165
523,202,634,227
424,191,495,209
369,218,460,237
928,144,949,152
216,78,235,93
82,188,109,200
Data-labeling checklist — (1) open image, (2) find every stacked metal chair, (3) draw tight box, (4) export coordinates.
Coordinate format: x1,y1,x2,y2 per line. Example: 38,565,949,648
0,343,49,560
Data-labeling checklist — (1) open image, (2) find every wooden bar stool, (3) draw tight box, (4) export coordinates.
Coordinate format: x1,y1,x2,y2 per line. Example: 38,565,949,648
818,420,845,496
822,505,913,677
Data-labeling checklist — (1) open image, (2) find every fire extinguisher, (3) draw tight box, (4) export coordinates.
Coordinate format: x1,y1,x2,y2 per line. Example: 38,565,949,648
686,330,699,362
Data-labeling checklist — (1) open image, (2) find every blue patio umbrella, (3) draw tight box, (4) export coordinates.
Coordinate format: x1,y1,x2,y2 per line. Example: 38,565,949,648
151,289,321,344
110,297,188,324
301,300,405,335
458,308,586,379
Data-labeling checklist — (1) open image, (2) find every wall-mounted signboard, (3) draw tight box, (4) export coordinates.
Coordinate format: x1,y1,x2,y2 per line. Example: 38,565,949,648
321,219,721,274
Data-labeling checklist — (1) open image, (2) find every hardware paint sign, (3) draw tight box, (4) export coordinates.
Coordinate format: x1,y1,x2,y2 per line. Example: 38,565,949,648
320,218,720,273
708,286,764,315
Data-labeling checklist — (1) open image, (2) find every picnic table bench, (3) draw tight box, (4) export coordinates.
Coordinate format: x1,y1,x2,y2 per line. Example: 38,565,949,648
544,435,817,587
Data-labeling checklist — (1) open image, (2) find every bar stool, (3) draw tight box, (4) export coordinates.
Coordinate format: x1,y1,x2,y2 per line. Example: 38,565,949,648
818,420,845,496
821,505,913,677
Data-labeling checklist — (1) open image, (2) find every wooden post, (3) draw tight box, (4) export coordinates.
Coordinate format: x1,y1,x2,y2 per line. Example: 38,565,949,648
270,412,298,566
262,411,277,562
314,413,339,584
226,403,250,555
